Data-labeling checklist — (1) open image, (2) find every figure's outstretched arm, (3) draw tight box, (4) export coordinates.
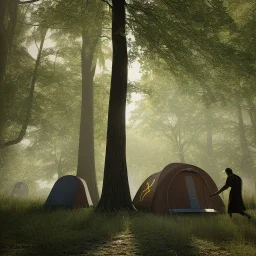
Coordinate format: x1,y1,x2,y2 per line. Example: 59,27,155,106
210,184,229,197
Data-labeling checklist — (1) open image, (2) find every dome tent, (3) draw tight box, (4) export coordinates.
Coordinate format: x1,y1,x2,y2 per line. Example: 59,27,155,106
133,163,225,214
11,182,29,198
44,175,93,210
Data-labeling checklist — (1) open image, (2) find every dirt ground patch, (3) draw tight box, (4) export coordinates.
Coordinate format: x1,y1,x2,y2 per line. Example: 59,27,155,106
75,230,140,256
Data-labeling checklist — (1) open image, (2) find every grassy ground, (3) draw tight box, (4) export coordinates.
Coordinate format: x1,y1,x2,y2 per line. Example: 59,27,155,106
0,197,256,256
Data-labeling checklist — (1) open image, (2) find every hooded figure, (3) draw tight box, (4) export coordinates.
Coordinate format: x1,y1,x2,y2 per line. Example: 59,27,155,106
210,168,251,219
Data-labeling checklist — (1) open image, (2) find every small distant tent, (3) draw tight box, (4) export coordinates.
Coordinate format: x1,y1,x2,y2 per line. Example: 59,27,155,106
11,182,29,198
44,175,93,210
133,163,225,214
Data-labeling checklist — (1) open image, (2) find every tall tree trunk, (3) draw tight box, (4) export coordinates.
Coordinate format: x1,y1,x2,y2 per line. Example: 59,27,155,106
57,155,63,179
76,29,99,205
236,104,254,178
246,97,256,143
205,107,217,173
179,149,185,162
96,0,134,211
177,121,185,162
206,109,213,159
0,0,9,142
7,0,19,53
1,28,47,147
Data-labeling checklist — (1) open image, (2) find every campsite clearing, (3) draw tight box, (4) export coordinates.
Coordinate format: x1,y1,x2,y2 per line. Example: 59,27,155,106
0,197,256,256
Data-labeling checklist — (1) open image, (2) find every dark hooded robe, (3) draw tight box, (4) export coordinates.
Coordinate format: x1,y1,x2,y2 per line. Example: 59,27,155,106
225,174,246,213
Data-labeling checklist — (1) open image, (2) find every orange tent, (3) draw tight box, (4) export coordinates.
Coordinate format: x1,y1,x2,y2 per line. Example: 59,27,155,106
133,163,225,214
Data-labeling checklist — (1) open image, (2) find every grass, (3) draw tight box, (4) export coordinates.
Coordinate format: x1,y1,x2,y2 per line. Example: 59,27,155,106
0,196,256,255
0,197,129,255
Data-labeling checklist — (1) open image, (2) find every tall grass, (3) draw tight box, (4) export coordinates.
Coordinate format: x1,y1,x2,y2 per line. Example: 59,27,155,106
130,211,256,256
244,195,256,210
0,196,129,255
1,195,256,255
221,192,256,210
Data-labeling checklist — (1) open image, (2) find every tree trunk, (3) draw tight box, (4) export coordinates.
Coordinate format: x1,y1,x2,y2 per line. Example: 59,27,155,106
76,29,99,205
9,0,38,49
177,116,185,162
57,155,63,179
1,28,47,147
0,0,9,141
246,97,256,143
236,104,254,178
205,107,217,173
7,0,19,53
206,109,213,159
179,149,185,162
96,0,134,211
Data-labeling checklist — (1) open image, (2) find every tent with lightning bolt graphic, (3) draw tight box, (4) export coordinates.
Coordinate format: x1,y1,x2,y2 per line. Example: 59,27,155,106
133,163,225,214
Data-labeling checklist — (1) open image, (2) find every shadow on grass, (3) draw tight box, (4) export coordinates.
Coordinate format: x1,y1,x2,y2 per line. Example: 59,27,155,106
130,213,199,256
0,202,129,256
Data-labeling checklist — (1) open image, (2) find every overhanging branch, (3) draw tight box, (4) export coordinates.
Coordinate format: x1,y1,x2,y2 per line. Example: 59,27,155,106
19,0,40,4
102,0,112,8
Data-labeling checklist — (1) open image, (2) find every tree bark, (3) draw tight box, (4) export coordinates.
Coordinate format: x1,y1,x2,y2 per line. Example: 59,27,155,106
179,149,185,162
0,0,27,143
76,29,99,205
0,0,9,141
7,0,19,53
96,0,134,211
206,109,213,159
236,104,254,178
246,97,256,143
205,107,217,172
177,117,185,162
0,28,47,147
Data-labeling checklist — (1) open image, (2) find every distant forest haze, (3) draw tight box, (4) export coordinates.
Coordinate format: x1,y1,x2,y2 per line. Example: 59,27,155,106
0,0,256,210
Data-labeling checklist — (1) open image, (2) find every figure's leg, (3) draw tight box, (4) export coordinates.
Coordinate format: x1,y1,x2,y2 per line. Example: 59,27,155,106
244,212,252,220
229,213,232,218
239,211,251,220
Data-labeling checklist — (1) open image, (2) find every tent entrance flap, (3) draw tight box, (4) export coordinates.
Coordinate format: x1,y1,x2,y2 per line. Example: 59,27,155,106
170,209,218,213
185,176,200,208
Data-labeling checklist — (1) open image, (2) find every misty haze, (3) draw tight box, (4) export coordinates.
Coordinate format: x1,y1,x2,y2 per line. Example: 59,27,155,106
0,0,255,255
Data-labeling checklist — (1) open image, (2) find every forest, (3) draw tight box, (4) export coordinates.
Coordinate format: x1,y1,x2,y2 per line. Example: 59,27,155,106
0,0,256,255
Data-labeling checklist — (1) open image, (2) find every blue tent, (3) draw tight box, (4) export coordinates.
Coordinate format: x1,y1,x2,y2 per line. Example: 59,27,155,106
44,175,93,209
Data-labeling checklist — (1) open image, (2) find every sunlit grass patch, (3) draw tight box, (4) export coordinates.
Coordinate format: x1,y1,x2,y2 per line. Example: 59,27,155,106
228,243,256,256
